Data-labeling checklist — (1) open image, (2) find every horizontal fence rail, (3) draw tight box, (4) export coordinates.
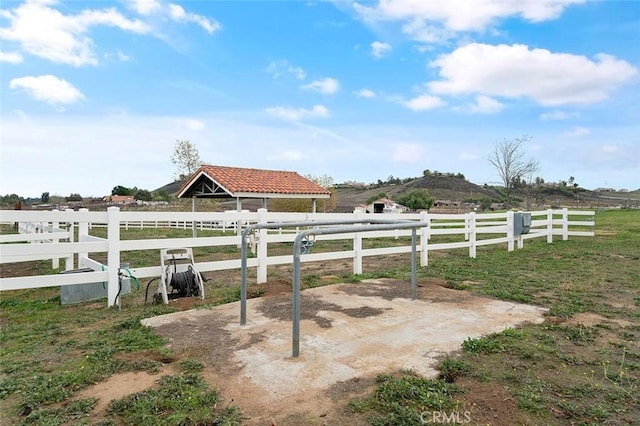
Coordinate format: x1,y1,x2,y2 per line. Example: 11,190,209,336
0,207,595,307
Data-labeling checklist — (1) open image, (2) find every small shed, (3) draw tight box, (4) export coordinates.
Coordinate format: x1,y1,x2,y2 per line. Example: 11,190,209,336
177,165,331,212
364,198,408,214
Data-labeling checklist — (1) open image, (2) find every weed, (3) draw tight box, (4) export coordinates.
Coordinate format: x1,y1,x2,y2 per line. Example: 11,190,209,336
357,371,462,425
461,335,504,354
437,357,471,383
106,373,241,425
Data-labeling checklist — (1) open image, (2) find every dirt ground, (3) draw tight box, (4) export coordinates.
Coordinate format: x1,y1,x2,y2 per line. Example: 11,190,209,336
115,278,547,425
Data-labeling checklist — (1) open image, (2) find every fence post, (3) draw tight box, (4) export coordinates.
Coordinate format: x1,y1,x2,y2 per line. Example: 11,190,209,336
65,209,74,270
420,211,429,266
51,209,60,269
257,208,268,284
107,207,121,308
468,212,477,258
562,208,569,241
506,211,515,252
464,213,470,241
78,208,89,268
353,211,363,274
547,209,554,243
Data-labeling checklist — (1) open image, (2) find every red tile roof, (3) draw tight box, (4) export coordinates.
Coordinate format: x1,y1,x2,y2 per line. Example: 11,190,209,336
178,165,332,197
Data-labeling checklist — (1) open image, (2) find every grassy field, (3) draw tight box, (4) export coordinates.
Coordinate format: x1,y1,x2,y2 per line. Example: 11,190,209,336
1,209,638,425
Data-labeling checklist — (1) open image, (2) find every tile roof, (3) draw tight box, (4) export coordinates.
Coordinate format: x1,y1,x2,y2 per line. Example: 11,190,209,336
178,165,332,197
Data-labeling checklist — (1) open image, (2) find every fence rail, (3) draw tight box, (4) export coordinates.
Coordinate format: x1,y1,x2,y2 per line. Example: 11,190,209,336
0,208,595,307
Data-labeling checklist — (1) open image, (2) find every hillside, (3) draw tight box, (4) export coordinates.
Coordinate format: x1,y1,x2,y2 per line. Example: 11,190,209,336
334,176,498,211
154,175,639,212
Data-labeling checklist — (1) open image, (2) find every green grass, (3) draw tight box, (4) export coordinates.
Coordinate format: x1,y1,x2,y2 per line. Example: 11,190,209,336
1,209,639,425
351,209,639,425
107,374,241,426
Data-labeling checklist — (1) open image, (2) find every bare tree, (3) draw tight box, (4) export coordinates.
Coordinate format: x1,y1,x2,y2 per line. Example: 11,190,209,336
488,136,540,208
171,140,202,180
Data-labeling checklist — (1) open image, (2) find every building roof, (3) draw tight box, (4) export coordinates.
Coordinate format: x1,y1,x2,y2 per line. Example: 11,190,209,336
177,165,332,199
103,195,136,203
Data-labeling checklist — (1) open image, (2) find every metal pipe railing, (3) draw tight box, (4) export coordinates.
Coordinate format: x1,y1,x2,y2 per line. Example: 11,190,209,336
240,218,417,325
291,221,428,357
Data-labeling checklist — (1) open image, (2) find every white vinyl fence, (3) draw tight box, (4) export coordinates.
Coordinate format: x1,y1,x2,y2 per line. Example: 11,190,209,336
0,207,594,307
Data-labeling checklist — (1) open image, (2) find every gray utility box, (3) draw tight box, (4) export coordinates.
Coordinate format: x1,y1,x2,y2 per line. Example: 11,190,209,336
60,268,130,305
513,212,532,236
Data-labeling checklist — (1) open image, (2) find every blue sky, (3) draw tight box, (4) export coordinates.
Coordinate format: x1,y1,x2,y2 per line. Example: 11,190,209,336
1,0,638,198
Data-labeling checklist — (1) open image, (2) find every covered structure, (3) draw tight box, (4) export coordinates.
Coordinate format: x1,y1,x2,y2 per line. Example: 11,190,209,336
177,165,331,212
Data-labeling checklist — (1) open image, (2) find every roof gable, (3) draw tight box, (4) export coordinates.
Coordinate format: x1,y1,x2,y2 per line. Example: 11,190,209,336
178,165,331,199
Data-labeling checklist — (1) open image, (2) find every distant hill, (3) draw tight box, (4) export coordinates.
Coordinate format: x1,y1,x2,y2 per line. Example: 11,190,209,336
154,175,639,211
334,176,498,211
154,180,185,195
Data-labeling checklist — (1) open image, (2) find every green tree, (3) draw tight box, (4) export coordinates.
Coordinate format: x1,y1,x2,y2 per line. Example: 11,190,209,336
134,189,152,201
41,192,50,203
488,136,539,208
171,140,202,180
395,189,435,210
153,189,172,202
65,193,83,202
1,194,23,207
112,185,133,196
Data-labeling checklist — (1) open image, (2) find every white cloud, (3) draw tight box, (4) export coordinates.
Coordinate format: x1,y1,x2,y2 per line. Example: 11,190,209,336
401,20,453,44
167,4,220,34
577,142,640,170
301,77,340,95
539,110,579,121
177,118,205,131
392,143,423,163
354,0,584,39
467,95,504,114
564,126,590,137
130,0,163,15
427,43,638,106
265,105,329,121
402,94,446,111
288,66,306,80
9,74,85,106
371,41,392,58
104,49,131,62
0,0,150,66
0,50,23,63
354,88,376,98
265,60,306,80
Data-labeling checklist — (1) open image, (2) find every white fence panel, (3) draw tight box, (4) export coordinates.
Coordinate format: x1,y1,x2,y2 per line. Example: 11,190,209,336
0,207,595,307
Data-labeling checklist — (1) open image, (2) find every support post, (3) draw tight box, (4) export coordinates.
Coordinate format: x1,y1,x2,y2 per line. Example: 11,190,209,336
65,209,74,270
107,207,121,308
78,208,89,268
420,211,429,266
51,209,60,269
562,207,569,241
353,213,362,275
240,225,249,325
547,209,554,243
464,213,470,241
506,210,515,252
292,235,302,358
411,228,417,300
468,212,477,258
257,208,268,284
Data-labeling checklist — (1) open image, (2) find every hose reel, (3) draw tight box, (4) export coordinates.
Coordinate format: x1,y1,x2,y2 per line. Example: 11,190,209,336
154,248,205,304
